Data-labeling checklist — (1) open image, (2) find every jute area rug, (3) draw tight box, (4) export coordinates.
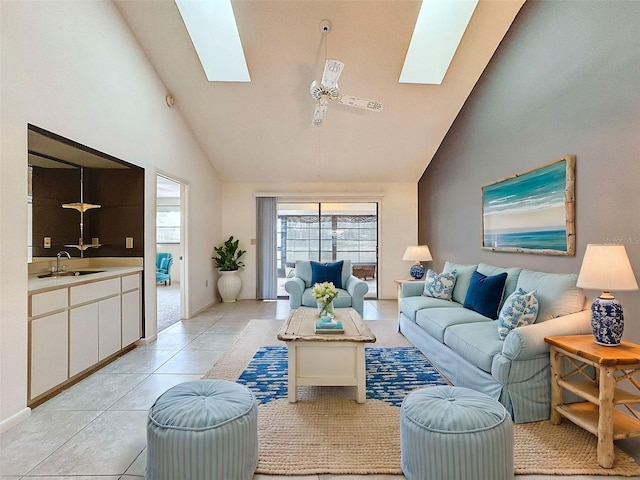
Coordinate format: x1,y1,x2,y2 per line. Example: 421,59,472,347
203,318,640,476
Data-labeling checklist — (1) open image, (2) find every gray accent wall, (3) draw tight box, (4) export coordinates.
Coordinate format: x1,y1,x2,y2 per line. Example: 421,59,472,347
418,1,640,342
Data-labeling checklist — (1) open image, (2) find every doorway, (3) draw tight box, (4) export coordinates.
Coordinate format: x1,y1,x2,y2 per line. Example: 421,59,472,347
276,202,378,298
156,174,184,332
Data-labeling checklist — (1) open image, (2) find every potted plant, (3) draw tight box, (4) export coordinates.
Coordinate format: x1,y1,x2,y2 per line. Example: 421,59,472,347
212,236,246,302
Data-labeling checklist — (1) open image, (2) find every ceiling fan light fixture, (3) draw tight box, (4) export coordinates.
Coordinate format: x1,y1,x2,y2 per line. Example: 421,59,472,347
309,20,382,126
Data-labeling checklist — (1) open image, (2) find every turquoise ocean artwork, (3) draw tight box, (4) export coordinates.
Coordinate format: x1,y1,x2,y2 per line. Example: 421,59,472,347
482,159,570,252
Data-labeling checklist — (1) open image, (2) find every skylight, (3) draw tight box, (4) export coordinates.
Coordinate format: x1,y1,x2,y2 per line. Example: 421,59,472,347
399,0,479,85
175,0,250,82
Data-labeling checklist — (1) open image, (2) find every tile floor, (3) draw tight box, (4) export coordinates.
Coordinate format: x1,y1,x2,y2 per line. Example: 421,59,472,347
1,299,638,480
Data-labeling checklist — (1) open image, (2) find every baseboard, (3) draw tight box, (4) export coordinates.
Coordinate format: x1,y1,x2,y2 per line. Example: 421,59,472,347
0,407,31,433
136,334,157,346
189,300,215,318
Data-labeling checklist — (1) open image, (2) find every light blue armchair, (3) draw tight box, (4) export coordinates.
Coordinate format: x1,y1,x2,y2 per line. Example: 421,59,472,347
284,260,369,317
156,253,173,285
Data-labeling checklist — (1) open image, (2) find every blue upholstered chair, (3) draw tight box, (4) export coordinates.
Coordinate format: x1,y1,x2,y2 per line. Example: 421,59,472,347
156,253,173,285
284,260,368,317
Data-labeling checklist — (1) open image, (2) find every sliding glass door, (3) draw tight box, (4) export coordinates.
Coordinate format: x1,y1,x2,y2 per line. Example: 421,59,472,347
277,202,378,298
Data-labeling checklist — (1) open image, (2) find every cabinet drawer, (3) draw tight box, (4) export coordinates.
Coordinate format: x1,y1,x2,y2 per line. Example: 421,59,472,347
70,278,120,306
30,289,68,317
121,273,140,292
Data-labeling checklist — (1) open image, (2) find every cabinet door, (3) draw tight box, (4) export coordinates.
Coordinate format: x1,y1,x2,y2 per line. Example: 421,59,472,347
121,289,141,347
99,296,121,361
69,303,99,377
30,312,68,400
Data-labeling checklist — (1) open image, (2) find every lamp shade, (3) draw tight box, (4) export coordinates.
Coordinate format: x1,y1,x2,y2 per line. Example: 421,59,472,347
576,244,638,292
402,245,433,262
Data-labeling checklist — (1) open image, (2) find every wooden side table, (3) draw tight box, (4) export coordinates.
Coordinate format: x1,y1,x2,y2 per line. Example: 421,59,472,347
545,335,640,468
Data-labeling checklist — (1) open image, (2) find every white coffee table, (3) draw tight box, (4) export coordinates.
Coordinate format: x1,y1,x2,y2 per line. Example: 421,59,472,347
277,307,376,403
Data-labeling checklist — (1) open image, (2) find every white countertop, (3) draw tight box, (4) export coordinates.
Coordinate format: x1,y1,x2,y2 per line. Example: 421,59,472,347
28,266,143,294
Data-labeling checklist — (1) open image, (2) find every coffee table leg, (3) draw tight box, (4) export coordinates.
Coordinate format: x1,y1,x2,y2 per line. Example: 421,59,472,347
288,345,297,403
356,345,366,403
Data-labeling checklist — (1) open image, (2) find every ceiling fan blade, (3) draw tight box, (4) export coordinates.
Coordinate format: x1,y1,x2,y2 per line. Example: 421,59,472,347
337,93,383,112
321,59,344,89
312,102,328,127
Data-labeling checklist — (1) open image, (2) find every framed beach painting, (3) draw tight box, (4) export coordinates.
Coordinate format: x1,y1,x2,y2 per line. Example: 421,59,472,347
482,155,575,255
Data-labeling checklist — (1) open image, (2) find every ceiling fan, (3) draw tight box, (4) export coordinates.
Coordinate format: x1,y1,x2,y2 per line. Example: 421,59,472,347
309,21,383,126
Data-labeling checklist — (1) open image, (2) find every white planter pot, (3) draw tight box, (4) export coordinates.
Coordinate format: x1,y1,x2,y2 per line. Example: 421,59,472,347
217,270,241,303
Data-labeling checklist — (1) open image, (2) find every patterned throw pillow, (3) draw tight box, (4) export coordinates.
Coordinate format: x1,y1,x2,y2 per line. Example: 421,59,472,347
498,288,539,340
423,269,457,301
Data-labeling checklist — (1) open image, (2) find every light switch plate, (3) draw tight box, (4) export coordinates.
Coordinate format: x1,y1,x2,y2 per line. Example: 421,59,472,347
44,237,51,248
126,237,133,249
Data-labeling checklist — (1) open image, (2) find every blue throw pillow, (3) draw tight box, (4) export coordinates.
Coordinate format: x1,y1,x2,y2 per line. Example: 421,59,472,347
498,288,539,340
310,260,344,289
463,271,508,319
422,269,457,300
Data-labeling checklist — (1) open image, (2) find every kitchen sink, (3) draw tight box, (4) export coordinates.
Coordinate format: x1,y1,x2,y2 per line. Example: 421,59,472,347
38,270,105,278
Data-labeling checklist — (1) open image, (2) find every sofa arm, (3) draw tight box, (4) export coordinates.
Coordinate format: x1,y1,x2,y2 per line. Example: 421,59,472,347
502,310,592,361
284,277,305,309
400,281,425,298
345,275,368,317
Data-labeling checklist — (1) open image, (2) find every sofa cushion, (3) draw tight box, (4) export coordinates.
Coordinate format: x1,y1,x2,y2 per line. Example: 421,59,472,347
497,288,539,340
463,271,508,320
401,296,460,322
477,263,522,308
443,262,478,304
340,259,352,289
310,260,343,288
423,269,457,300
295,261,313,287
159,257,170,271
444,321,505,373
302,287,351,308
416,306,489,343
515,269,584,321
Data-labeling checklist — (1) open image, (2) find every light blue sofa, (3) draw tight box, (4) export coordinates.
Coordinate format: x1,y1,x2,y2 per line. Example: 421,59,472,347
399,261,591,423
285,260,369,317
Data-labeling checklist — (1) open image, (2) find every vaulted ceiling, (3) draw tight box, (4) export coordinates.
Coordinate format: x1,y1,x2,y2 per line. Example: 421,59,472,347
115,0,524,183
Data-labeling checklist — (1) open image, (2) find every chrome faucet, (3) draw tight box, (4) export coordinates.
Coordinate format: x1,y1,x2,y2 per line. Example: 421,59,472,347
56,251,71,273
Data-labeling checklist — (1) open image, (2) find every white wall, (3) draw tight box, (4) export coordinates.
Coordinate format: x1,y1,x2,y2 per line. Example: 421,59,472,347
0,1,221,427
221,182,418,301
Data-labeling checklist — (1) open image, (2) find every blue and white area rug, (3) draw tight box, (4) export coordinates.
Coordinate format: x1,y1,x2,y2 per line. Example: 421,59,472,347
237,345,447,406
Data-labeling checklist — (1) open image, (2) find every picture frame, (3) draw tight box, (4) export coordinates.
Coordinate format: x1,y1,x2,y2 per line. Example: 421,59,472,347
482,155,575,256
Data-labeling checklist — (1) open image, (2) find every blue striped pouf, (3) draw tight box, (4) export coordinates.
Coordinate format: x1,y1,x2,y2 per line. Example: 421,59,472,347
146,380,258,480
400,386,513,480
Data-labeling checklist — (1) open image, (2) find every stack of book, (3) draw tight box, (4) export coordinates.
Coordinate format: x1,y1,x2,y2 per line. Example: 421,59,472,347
314,319,344,334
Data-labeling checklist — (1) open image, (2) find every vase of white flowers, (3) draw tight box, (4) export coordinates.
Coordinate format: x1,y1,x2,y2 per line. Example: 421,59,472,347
312,281,339,318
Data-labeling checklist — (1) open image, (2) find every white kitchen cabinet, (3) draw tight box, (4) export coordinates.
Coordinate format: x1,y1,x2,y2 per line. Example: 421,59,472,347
121,273,141,347
28,268,143,405
30,311,68,399
69,302,99,377
99,295,122,360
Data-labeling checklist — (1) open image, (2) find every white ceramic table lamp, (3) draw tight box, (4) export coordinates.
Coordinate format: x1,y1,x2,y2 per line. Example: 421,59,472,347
576,244,638,346
403,245,433,280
